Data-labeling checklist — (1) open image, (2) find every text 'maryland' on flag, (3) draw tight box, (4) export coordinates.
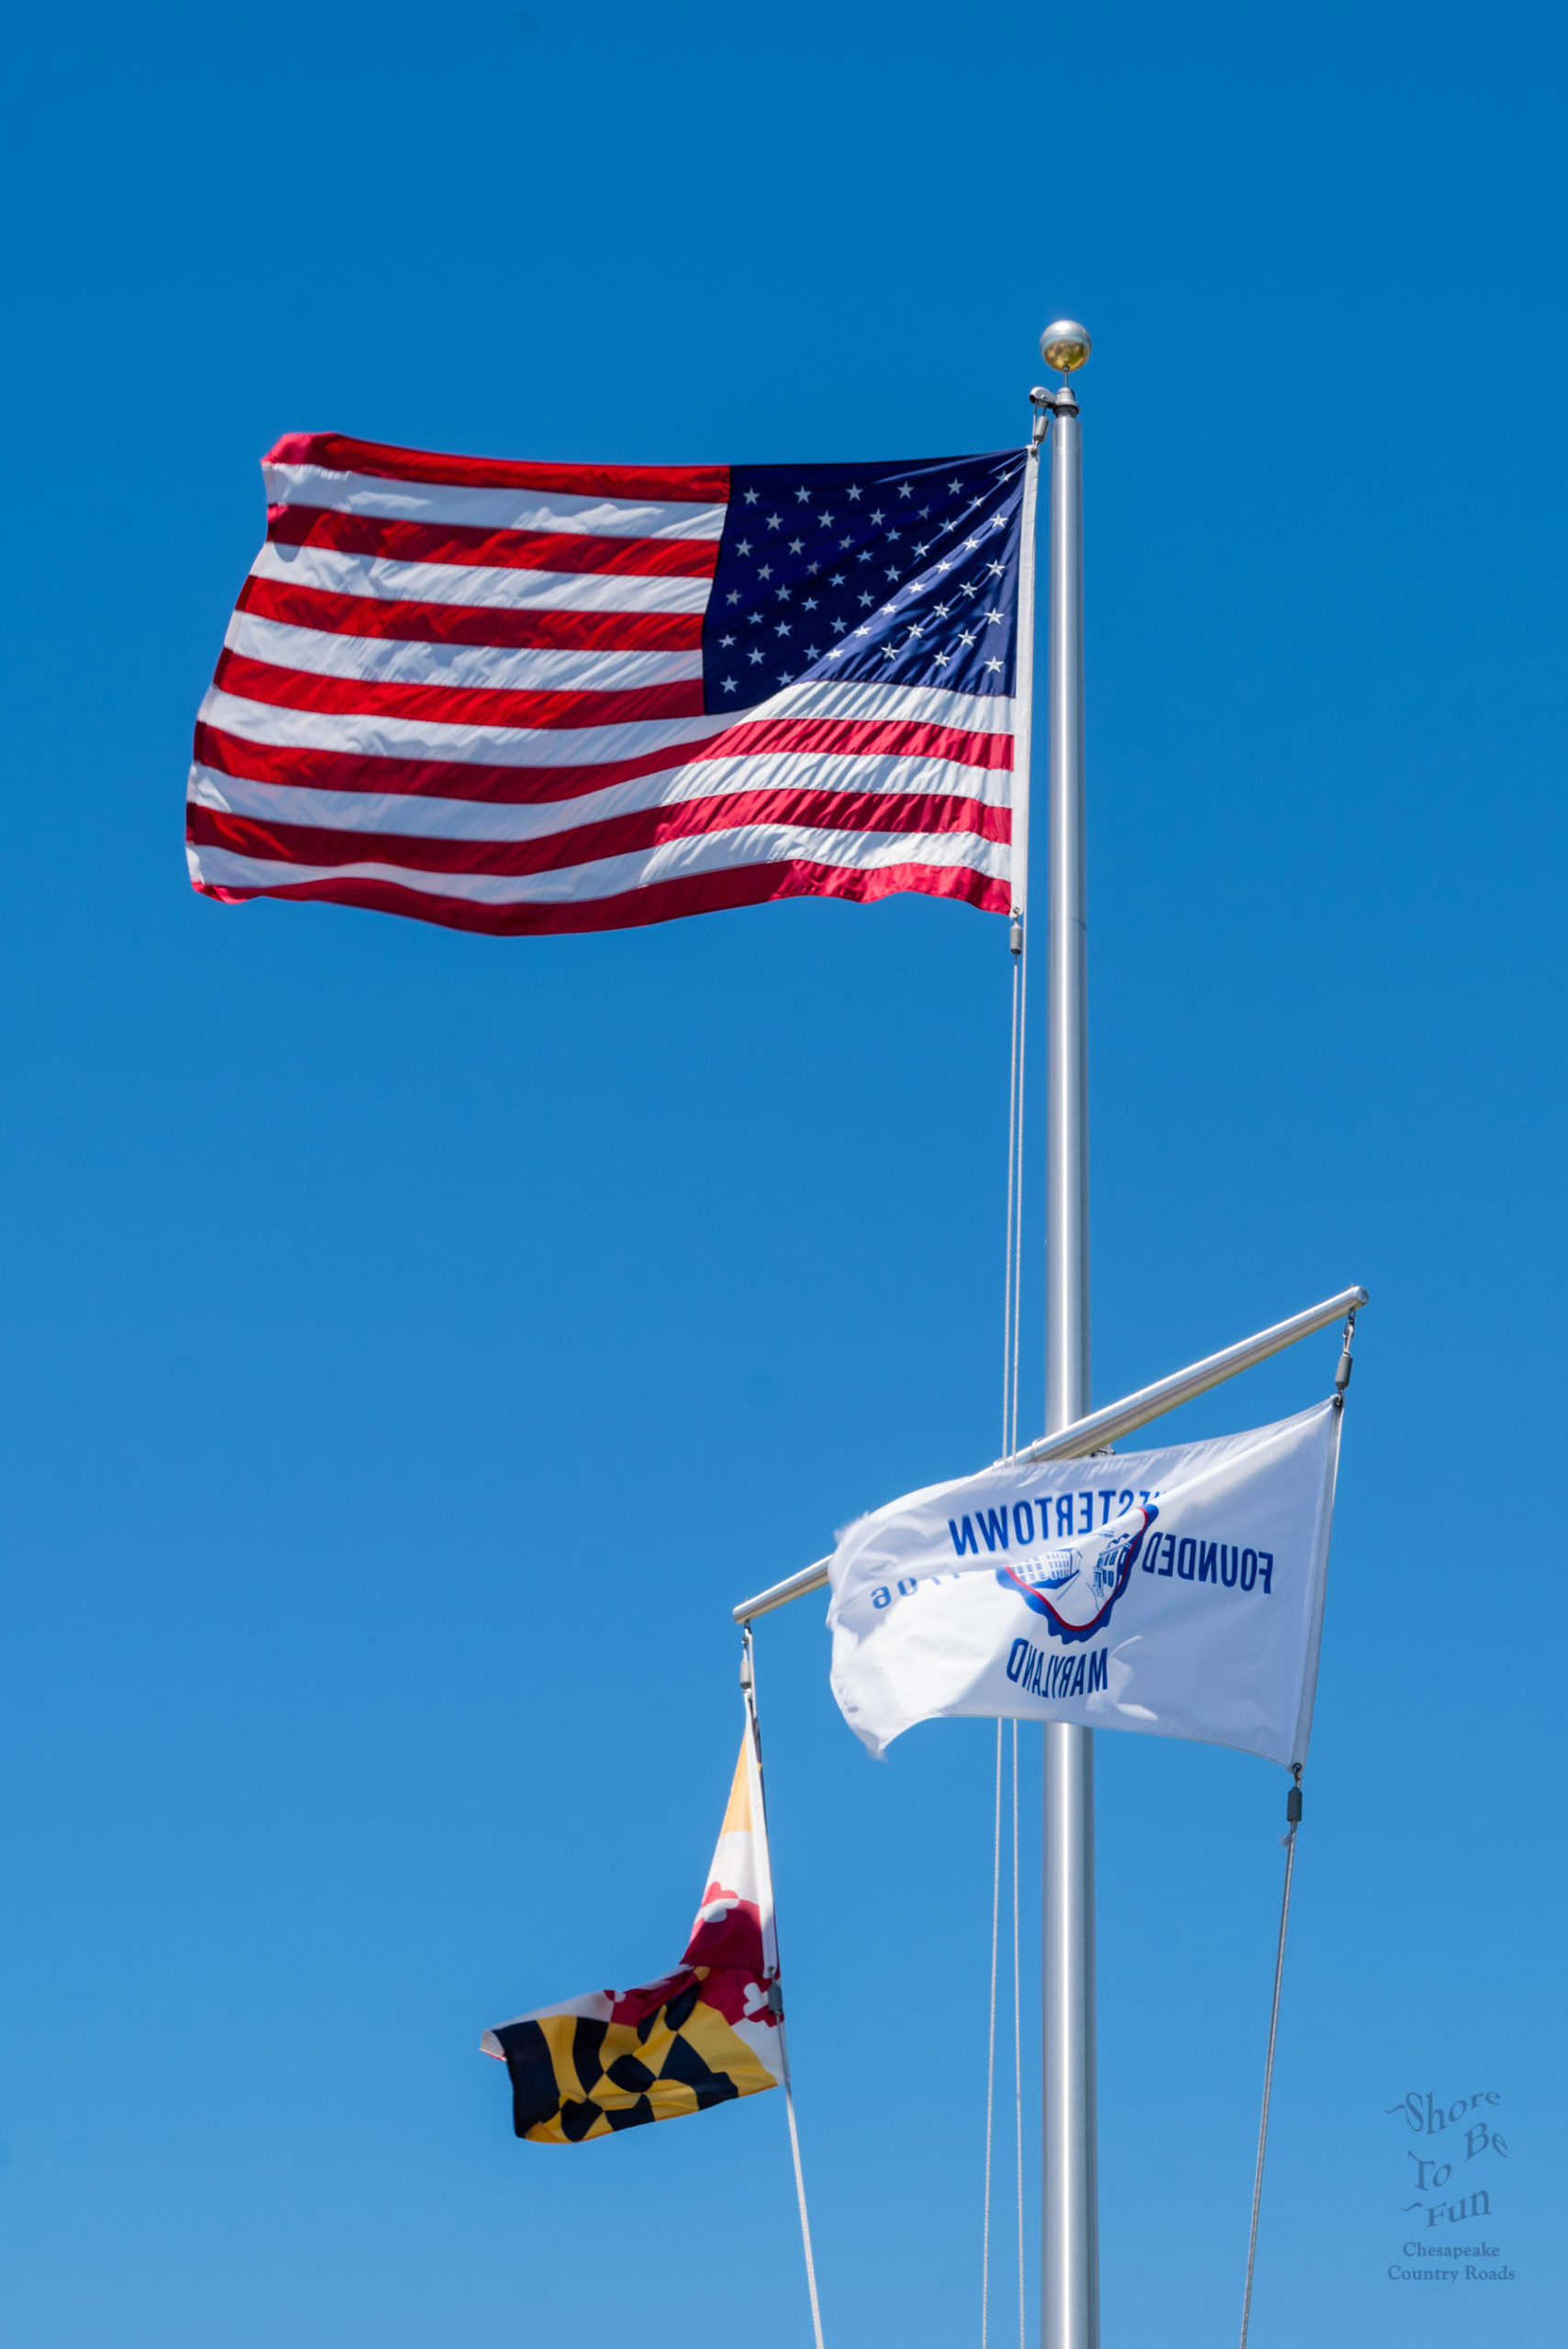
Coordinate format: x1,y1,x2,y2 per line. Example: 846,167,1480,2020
187,434,1027,936
828,1401,1342,1770
482,1712,781,2142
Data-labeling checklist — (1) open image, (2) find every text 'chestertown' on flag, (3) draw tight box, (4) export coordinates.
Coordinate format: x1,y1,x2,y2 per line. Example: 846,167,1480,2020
481,1710,781,2142
828,1400,1342,1770
187,433,1027,936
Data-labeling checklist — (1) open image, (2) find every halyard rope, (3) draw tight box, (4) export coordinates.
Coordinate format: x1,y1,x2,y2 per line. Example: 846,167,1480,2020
1011,1721,1026,2349
985,926,1029,2349
1010,930,1028,1457
1240,1329,1347,2339
1001,920,1029,1458
1238,1778,1302,2349
780,2027,826,2349
981,1724,1003,2349
980,1724,1027,2349
743,1631,826,2349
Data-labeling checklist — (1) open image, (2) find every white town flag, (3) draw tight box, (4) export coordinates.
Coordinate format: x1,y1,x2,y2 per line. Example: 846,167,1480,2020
828,1400,1341,1768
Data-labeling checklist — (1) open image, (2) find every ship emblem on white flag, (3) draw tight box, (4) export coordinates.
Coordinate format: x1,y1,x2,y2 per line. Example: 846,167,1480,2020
999,1506,1157,1639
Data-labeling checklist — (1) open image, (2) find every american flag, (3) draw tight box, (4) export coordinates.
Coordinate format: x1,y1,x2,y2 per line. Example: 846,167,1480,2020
186,432,1028,936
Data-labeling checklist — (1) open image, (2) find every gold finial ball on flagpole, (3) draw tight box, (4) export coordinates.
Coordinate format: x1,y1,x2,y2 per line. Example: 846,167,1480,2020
1040,319,1092,375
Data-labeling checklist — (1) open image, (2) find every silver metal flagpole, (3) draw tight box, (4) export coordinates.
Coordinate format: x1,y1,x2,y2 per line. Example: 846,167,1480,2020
1039,317,1096,2349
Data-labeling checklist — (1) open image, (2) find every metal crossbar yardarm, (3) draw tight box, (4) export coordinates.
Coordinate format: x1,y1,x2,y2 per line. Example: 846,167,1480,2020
731,1286,1367,1625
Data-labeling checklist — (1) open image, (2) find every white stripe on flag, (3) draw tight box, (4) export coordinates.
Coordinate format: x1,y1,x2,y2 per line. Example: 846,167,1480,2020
222,612,702,693
188,747,1011,842
752,676,1016,733
261,463,727,540
247,540,713,614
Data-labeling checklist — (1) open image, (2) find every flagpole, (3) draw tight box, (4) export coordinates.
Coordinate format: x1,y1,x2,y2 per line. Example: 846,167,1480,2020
1039,319,1096,2349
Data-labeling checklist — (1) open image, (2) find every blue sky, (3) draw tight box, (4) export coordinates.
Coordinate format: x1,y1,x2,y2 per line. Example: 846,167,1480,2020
1,3,1562,2344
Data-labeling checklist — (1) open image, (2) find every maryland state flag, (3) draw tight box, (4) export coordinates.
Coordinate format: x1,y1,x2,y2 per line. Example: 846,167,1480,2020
482,1713,782,2142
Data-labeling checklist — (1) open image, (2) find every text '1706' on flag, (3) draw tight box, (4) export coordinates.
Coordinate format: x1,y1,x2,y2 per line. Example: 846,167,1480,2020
186,435,1027,937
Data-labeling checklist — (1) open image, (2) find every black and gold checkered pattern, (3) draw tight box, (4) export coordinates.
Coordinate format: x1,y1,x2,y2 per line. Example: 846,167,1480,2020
495,1970,778,2144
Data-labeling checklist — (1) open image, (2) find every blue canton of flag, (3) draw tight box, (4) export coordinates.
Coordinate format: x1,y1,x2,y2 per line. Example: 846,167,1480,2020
702,452,1026,713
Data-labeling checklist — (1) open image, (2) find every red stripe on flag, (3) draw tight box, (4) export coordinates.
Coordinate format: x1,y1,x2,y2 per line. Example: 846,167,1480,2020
186,788,1007,878
265,433,728,505
236,575,702,653
265,506,720,578
211,651,706,732
194,712,1011,808
193,855,1008,934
